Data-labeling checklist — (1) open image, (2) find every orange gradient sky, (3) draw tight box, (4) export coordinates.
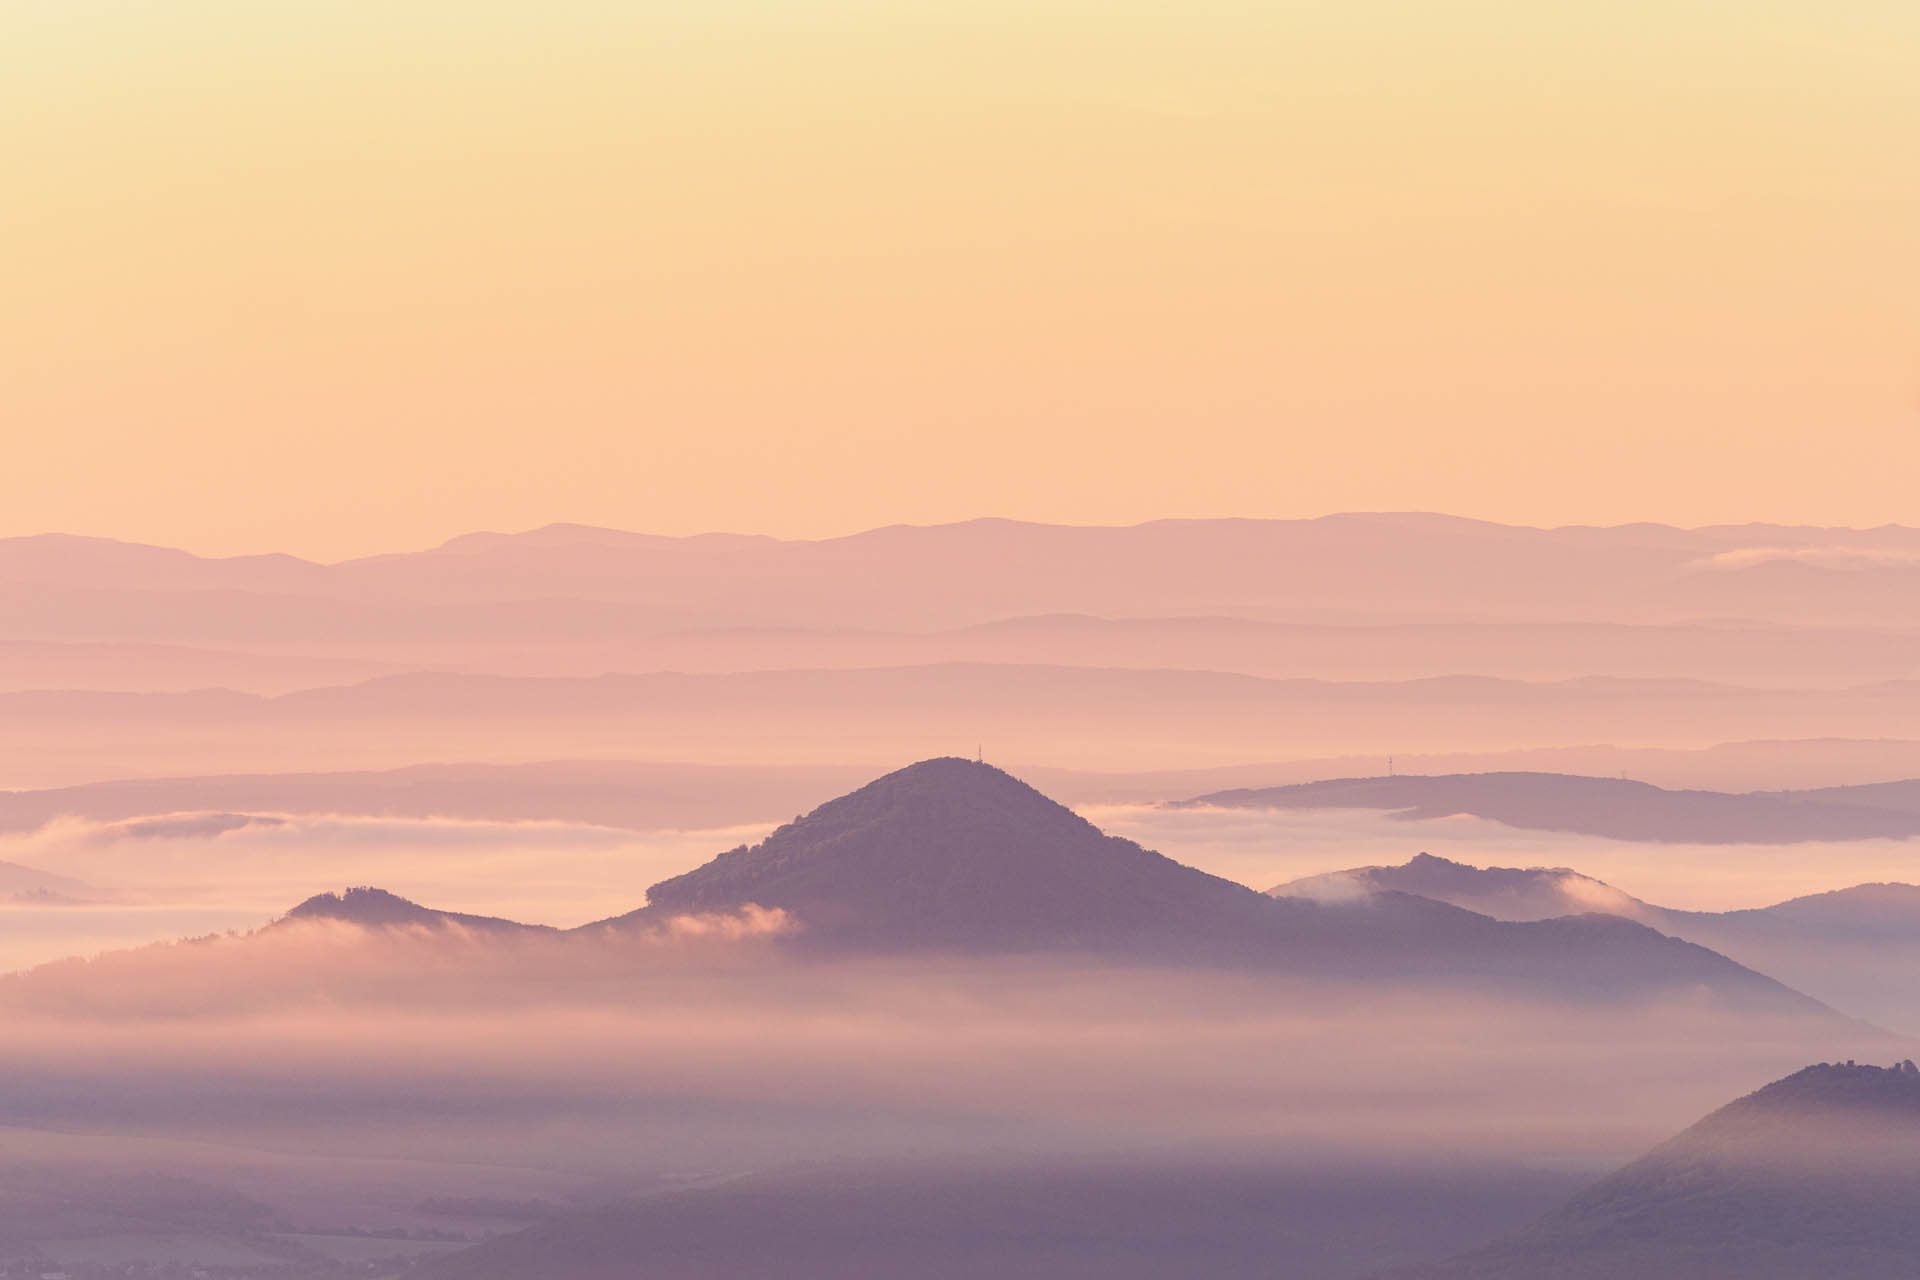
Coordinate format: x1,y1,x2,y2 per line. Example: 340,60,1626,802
4,0,1917,559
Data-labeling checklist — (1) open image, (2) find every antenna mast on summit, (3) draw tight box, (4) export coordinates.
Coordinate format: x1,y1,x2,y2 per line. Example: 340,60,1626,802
977,743,983,763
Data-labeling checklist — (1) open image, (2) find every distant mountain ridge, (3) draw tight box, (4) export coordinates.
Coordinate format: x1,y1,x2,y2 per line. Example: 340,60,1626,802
13,515,1920,631
1271,854,1920,1031
1270,853,1920,943
1275,853,1661,923
282,887,553,936
1185,771,1920,843
15,673,1920,791
0,859,98,904
10,616,1920,691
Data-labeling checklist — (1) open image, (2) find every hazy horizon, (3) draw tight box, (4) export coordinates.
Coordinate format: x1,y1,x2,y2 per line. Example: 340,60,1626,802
21,509,1920,564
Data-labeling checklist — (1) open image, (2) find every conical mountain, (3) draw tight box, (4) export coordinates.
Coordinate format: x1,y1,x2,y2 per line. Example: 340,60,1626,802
597,760,1836,1015
621,757,1281,954
1414,1061,1920,1279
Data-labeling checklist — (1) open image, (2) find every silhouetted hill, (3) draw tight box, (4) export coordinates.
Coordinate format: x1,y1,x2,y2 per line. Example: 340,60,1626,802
1737,882,1920,938
615,758,1286,955
1273,853,1662,922
282,887,550,936
1795,777,1920,815
1410,1062,1920,1278
598,761,1833,1013
1274,855,1920,944
1274,855,1920,1034
0,858,98,904
1185,772,1920,843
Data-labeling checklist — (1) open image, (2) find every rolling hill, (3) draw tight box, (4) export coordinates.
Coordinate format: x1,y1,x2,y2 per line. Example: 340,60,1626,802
280,887,555,936
1410,1061,1920,1278
1272,855,1920,1030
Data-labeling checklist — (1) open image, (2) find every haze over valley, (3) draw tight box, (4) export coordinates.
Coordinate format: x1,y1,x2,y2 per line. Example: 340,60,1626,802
5,516,1920,1275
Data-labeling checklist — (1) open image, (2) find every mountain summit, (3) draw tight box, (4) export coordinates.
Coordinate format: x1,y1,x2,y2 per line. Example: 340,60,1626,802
630,757,1279,953
596,760,1834,1015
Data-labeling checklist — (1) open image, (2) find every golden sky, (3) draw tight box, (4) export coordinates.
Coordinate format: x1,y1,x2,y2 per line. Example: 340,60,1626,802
4,0,1916,558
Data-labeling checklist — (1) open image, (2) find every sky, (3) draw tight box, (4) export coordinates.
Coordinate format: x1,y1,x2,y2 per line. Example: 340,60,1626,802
4,0,1917,560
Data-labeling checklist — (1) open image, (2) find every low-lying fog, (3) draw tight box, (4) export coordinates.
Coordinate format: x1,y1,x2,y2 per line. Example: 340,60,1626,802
0,929,1886,1185
1091,805,1920,910
2,799,1914,1257
0,814,778,970
12,802,1920,974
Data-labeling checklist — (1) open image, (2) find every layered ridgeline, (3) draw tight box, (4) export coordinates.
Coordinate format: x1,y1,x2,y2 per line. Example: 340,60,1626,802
12,517,1920,634
562,759,1818,1009
207,759,1834,1014
1273,853,1920,939
1271,854,1920,1031
1410,1062,1920,1279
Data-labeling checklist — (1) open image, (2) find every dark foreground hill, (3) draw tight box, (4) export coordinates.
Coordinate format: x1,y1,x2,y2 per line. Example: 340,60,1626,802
1408,1061,1920,1279
413,1153,1590,1280
589,759,1830,1013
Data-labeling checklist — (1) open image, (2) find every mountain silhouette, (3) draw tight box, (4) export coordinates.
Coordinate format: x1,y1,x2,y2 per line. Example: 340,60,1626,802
1272,854,1920,1029
281,887,551,936
15,516,1920,630
596,760,1834,1012
1273,854,1663,923
1410,1061,1920,1278
612,757,1285,955
1185,771,1920,844
1273,855,1920,943
0,858,98,904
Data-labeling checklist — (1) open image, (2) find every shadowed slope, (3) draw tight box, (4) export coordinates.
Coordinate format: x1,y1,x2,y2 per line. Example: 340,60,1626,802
1413,1062,1920,1279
